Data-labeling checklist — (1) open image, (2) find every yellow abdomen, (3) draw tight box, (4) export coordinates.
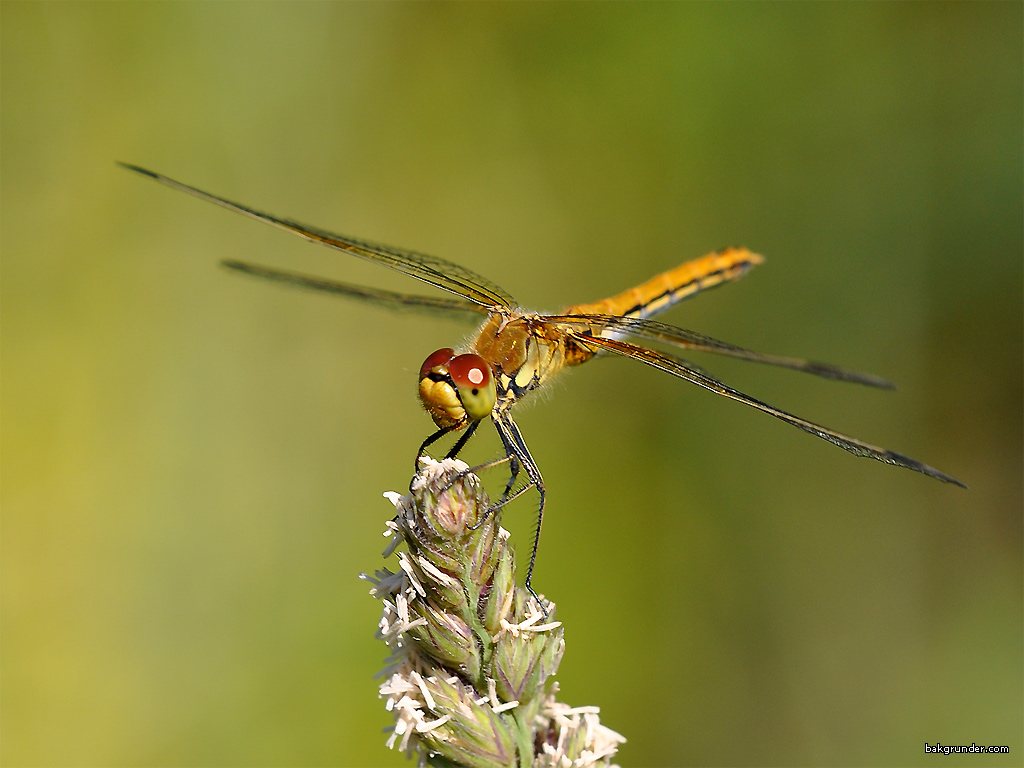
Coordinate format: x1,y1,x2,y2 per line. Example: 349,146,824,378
567,247,763,321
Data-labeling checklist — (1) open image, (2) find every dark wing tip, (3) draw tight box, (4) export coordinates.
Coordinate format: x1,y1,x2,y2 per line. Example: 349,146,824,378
220,259,282,282
117,161,158,178
921,465,969,489
220,259,274,280
920,468,968,489
800,360,897,389
887,449,967,488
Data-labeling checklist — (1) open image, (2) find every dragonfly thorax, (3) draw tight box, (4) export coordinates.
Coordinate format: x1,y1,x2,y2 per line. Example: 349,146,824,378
471,313,582,402
418,348,497,430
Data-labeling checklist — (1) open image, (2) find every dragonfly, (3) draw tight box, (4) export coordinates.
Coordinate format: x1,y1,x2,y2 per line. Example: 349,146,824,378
120,163,965,596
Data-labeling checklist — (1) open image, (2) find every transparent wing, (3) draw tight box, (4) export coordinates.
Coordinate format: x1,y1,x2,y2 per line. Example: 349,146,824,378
546,313,895,388
119,163,516,310
574,333,966,487
223,260,488,319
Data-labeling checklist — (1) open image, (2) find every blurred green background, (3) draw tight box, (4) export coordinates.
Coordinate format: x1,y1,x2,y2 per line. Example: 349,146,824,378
2,3,1020,766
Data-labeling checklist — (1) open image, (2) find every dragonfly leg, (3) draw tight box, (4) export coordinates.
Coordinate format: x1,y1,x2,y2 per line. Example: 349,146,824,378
466,411,527,510
467,450,521,514
460,426,525,529
492,412,548,614
420,420,495,502
415,426,453,471
471,471,532,526
444,419,481,460
459,452,515,531
412,425,457,492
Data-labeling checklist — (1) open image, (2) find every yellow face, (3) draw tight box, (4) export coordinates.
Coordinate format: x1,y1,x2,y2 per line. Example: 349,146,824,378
418,348,496,429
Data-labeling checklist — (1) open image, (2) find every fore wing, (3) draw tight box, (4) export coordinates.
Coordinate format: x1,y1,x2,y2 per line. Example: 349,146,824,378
119,163,515,310
547,313,895,388
575,333,965,487
223,260,487,319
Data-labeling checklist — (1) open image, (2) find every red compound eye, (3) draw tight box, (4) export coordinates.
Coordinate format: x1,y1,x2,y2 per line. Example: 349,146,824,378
420,347,455,379
448,353,496,420
448,354,491,389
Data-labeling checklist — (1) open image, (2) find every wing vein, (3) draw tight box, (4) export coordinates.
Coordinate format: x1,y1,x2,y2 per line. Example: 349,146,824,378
119,163,515,309
575,333,965,487
547,312,895,388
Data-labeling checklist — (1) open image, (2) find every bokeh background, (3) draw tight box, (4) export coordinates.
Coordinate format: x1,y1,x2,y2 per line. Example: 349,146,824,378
2,3,1020,766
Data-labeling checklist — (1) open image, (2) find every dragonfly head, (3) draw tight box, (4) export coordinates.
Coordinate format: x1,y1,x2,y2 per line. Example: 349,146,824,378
418,348,496,429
